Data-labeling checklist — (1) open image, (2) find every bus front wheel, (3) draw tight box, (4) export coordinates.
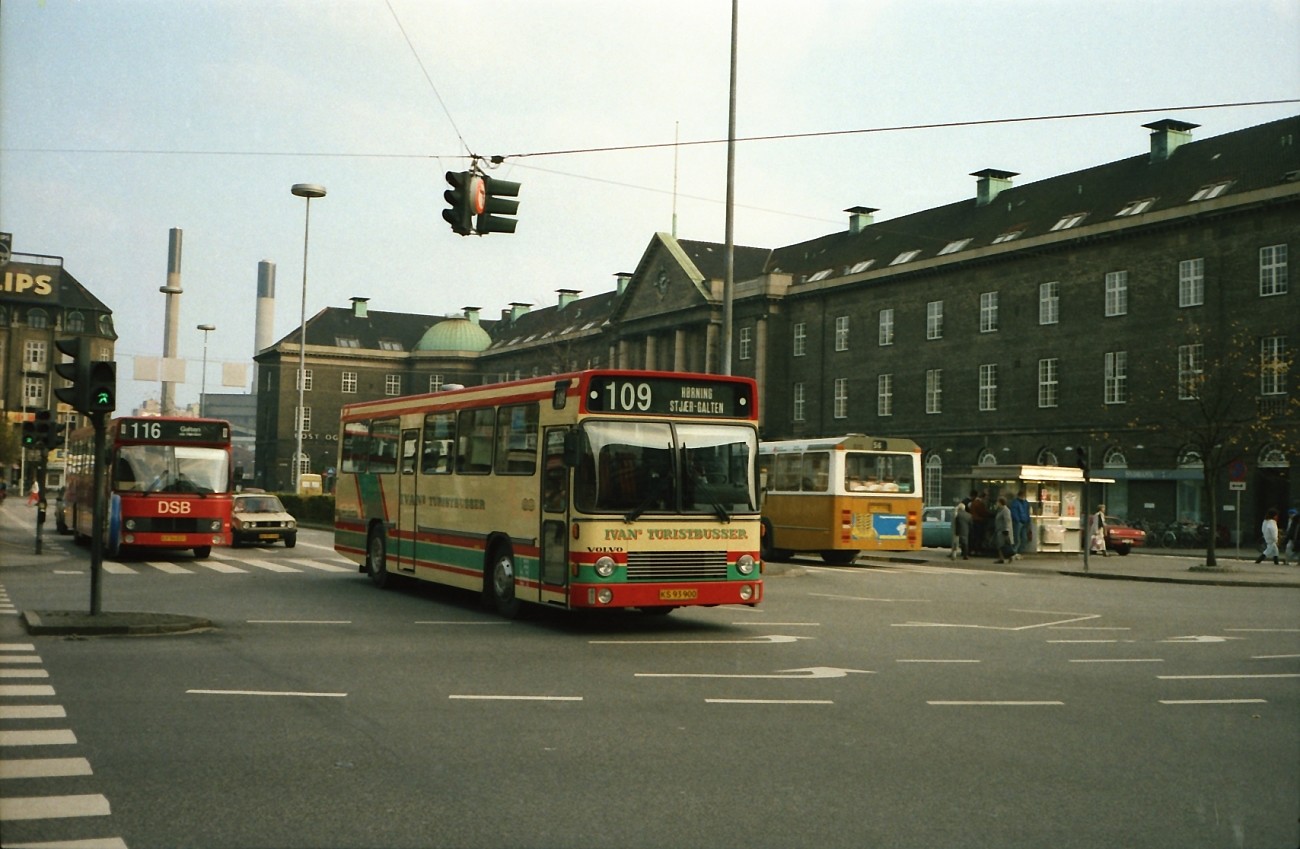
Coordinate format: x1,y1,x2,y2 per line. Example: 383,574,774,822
367,529,391,588
820,549,859,565
193,546,211,559
488,547,522,619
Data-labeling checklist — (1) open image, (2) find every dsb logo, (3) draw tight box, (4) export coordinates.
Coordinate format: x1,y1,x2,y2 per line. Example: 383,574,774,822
157,501,192,515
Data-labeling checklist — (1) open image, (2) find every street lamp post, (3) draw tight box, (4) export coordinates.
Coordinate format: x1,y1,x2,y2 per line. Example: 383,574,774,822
196,323,215,417
290,183,326,494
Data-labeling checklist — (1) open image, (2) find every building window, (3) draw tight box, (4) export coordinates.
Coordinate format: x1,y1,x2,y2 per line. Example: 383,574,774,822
992,230,1022,244
66,311,85,332
296,453,311,479
385,374,402,396
336,337,361,348
939,238,971,255
890,249,921,265
979,363,997,411
1179,258,1204,307
377,339,404,351
878,374,893,417
793,383,806,423
24,340,48,370
847,259,874,274
793,322,807,357
1105,271,1128,316
1260,244,1288,296
833,378,848,419
925,369,942,414
1104,351,1128,404
1260,336,1287,396
27,309,49,329
806,268,833,282
341,371,358,394
1178,343,1203,400
1050,212,1086,231
296,368,313,392
428,374,444,393
1039,281,1059,325
979,292,999,333
924,455,943,507
878,309,894,346
23,376,45,407
1038,358,1059,408
926,301,943,340
297,406,312,435
1190,181,1230,201
738,327,753,361
1116,198,1154,216
834,316,849,352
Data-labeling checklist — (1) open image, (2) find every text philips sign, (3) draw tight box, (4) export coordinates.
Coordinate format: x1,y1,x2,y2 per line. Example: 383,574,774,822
1,263,60,302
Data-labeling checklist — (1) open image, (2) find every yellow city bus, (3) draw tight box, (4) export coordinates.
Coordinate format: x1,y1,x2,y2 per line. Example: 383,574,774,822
758,434,922,564
334,369,763,617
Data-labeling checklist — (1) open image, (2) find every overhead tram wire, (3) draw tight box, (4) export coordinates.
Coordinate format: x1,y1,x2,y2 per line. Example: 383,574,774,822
385,0,473,163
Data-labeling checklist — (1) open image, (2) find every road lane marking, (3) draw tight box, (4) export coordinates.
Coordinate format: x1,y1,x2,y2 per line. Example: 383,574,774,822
186,689,347,697
0,685,57,697
5,839,128,849
196,560,248,573
895,659,981,664
0,729,77,746
1156,673,1300,680
287,558,353,572
1068,658,1164,663
237,558,301,573
414,621,512,626
0,655,43,664
590,634,809,645
246,620,352,625
1159,699,1268,705
810,592,931,603
1225,628,1300,632
1253,654,1300,659
897,613,1101,631
0,705,66,720
636,667,873,680
705,698,833,705
1047,639,1133,644
0,669,49,679
0,793,111,820
0,757,93,780
928,701,1064,706
449,695,582,701
101,563,136,575
145,561,192,574
731,622,820,627
0,644,36,651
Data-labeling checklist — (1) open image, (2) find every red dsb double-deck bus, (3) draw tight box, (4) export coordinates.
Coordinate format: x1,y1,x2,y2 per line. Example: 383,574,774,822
60,416,234,558
334,369,763,617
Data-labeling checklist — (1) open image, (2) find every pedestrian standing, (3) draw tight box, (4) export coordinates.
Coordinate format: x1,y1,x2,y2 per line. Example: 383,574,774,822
1255,509,1280,564
950,502,970,560
1283,509,1300,565
26,479,39,506
993,496,1016,563
1010,490,1032,556
1088,504,1109,556
968,490,990,556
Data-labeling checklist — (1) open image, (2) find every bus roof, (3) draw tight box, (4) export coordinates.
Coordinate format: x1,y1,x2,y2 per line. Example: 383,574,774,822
760,434,921,454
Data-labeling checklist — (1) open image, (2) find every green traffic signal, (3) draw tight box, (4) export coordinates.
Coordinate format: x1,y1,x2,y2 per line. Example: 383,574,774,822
87,361,116,413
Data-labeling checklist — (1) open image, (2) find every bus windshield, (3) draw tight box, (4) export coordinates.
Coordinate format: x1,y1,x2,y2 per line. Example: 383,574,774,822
115,444,231,494
844,451,916,493
574,420,756,517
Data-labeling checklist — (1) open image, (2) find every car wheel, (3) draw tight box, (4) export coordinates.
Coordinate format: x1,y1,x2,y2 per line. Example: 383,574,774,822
1116,543,1132,556
367,528,390,588
284,534,296,549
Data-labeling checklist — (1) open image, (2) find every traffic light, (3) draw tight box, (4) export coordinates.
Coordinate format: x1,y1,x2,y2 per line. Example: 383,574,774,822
33,410,54,448
21,418,37,448
54,337,89,413
443,170,483,236
476,175,521,234
87,360,116,413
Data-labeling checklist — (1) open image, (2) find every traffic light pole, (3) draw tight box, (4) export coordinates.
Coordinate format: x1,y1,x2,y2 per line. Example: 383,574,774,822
32,454,46,555
89,413,107,615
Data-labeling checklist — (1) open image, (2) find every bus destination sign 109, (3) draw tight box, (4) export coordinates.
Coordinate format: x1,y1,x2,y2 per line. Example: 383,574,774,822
583,375,753,419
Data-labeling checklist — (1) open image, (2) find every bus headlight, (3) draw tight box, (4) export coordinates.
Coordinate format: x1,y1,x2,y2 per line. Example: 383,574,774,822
594,556,616,578
125,518,137,530
208,520,222,532
596,588,614,605
739,584,755,601
737,554,756,575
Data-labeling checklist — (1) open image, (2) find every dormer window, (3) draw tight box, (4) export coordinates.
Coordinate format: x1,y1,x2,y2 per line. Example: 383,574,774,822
1050,212,1087,231
378,339,403,351
939,238,971,255
846,259,874,274
992,230,1022,244
890,249,921,266
1190,181,1231,201
336,336,361,348
1116,198,1154,217
807,268,833,282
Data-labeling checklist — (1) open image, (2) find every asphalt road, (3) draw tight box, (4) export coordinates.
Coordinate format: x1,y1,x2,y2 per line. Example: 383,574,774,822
1,512,1297,849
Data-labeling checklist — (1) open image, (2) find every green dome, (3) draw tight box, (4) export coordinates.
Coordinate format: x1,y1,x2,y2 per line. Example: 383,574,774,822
414,317,491,352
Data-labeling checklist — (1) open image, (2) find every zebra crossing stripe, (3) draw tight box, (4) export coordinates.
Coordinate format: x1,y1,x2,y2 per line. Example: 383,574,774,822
0,756,93,779
0,793,111,820
0,643,36,652
0,705,67,720
0,685,57,697
144,562,193,574
287,559,352,573
196,560,248,573
101,563,136,575
0,669,49,679
0,656,42,664
0,728,78,746
238,558,300,573
5,837,128,849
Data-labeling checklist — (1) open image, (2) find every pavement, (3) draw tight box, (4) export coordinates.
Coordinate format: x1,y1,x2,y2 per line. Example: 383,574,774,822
2,492,1296,638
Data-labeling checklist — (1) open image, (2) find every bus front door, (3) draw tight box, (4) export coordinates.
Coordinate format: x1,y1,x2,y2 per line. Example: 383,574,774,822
396,428,419,574
539,427,570,592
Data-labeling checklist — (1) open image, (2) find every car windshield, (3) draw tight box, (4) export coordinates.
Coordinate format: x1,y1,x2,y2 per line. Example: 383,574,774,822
238,496,285,513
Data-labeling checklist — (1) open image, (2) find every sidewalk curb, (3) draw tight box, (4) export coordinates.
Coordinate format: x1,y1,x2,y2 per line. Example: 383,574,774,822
22,610,216,636
1057,570,1300,589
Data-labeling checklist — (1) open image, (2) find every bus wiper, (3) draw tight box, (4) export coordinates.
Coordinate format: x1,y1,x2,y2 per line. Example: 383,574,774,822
623,475,668,523
683,450,730,523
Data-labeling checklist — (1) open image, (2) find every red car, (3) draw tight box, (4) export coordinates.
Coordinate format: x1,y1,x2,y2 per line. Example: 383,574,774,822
1103,517,1147,555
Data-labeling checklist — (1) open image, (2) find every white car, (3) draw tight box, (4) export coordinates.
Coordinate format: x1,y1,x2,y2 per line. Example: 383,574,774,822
231,493,297,548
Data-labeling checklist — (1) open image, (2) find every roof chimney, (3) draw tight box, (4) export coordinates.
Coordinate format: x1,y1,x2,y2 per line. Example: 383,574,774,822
615,272,633,296
971,169,1018,206
557,289,580,309
845,206,877,234
350,297,369,318
462,306,481,324
509,302,531,322
1143,119,1199,163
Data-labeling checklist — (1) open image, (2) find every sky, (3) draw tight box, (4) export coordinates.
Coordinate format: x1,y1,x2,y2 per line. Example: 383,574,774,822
2,0,1298,415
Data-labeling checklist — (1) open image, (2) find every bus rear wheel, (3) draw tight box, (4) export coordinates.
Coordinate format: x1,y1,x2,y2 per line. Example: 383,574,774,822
367,529,390,588
820,549,859,565
488,547,522,619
